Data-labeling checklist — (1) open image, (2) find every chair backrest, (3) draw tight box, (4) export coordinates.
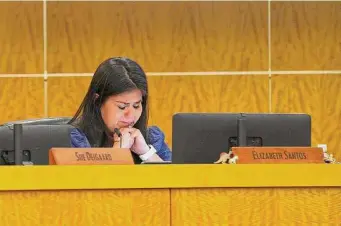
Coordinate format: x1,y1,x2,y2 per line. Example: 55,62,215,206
0,117,72,127
0,117,74,165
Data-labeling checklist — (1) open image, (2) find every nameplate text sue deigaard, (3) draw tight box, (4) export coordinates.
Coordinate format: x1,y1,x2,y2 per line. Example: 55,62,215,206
49,148,134,165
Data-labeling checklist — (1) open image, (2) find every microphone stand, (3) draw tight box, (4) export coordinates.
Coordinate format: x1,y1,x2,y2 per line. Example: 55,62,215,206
14,124,23,165
114,128,122,148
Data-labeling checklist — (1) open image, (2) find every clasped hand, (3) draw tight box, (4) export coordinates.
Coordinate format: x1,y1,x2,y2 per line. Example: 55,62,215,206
113,128,149,155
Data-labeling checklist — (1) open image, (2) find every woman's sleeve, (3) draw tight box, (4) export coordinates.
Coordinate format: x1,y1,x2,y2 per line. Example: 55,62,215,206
70,128,91,148
148,126,172,161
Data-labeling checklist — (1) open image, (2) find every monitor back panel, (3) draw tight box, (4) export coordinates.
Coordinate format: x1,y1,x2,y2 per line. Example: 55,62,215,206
172,113,240,164
245,113,311,147
0,124,72,165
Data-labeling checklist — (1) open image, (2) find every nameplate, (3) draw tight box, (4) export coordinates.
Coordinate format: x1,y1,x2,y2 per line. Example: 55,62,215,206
231,147,324,164
49,148,134,165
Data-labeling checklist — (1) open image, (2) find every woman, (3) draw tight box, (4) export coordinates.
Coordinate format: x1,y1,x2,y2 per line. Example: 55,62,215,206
68,57,172,163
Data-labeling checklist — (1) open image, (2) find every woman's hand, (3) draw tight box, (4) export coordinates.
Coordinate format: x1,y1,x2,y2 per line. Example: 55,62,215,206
113,127,164,162
114,128,149,155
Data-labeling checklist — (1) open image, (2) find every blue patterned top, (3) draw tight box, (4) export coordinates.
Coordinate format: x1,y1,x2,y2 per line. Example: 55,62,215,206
70,126,172,161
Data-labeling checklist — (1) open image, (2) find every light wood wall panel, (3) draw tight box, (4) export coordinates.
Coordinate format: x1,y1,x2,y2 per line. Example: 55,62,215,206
171,188,341,225
272,74,341,159
47,1,268,73
0,2,43,74
148,75,269,146
271,2,341,70
47,77,92,117
0,189,170,226
0,78,44,125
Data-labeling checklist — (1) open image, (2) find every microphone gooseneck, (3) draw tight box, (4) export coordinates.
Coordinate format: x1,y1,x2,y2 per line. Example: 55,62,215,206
114,128,122,148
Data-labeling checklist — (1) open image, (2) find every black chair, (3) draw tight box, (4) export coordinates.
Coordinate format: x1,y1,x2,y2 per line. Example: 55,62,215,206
0,117,72,127
0,117,73,165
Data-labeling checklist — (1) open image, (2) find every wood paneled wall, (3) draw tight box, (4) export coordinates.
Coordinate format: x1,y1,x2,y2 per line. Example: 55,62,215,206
47,2,268,72
271,2,341,70
0,2,43,74
0,1,340,158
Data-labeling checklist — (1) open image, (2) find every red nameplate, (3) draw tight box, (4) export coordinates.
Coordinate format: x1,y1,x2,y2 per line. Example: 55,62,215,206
231,147,324,164
49,148,134,165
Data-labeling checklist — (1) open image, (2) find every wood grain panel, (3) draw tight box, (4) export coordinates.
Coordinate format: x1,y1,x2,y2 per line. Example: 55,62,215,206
47,1,268,73
0,189,169,226
0,2,43,73
0,77,44,125
171,188,341,225
271,2,341,70
271,74,341,160
47,77,92,117
148,75,269,146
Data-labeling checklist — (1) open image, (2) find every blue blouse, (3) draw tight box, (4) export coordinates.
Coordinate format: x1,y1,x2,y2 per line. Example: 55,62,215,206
70,126,172,161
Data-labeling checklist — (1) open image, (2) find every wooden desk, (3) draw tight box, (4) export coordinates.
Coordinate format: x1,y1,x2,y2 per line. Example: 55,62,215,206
0,164,340,225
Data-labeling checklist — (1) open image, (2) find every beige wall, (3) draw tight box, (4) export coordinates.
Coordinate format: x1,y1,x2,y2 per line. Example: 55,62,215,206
0,1,340,158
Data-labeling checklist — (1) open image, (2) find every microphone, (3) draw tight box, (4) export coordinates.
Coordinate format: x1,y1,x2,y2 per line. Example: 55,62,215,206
114,128,121,137
114,128,122,148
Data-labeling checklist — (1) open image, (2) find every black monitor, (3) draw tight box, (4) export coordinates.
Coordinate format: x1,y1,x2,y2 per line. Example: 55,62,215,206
172,113,311,164
0,124,72,165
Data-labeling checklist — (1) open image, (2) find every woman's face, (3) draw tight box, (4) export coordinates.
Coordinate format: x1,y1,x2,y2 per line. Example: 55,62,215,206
100,89,143,131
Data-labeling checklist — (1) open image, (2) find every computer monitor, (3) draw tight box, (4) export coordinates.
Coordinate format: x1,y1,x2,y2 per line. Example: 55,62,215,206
0,124,72,165
172,113,311,164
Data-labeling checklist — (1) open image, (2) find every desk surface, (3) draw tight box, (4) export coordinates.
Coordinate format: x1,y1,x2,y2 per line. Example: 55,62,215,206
0,164,340,191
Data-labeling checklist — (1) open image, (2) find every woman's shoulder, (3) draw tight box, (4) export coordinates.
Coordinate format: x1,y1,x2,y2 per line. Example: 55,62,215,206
70,127,91,148
147,126,172,161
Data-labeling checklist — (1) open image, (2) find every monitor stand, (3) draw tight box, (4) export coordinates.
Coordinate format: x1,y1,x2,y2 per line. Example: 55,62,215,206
14,124,33,166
